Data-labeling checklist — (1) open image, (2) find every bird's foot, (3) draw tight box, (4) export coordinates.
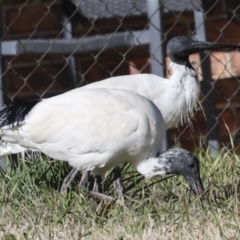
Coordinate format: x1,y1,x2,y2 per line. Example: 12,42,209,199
113,166,125,198
113,178,125,198
78,170,89,190
92,175,102,193
60,168,79,194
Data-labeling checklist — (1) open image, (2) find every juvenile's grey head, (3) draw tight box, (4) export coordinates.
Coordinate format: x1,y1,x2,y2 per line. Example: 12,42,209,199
158,147,204,196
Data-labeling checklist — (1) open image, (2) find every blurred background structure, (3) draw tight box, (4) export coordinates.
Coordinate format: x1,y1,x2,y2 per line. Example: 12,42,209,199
0,0,240,161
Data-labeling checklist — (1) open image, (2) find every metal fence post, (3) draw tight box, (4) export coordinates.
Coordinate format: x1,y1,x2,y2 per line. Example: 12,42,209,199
194,9,220,157
0,4,6,171
147,0,167,151
63,15,78,89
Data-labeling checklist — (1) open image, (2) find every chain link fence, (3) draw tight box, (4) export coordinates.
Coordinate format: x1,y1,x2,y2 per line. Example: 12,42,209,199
1,0,240,155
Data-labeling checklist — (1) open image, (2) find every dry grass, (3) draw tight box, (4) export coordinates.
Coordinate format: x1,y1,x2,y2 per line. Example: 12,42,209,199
1,147,240,240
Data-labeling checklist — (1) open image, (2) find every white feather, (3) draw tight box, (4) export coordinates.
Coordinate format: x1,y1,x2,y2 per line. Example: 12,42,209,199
0,140,26,156
83,62,200,129
0,88,165,176
0,61,200,171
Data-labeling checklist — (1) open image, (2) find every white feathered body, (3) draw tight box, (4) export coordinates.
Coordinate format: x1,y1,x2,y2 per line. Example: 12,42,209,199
84,62,200,129
0,61,199,159
0,139,26,156
0,88,165,175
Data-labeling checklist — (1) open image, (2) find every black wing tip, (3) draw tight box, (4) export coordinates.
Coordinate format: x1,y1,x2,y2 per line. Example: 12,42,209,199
0,99,42,128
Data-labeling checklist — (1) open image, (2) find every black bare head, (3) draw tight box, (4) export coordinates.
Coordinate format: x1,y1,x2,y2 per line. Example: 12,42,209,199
167,36,240,66
162,147,204,196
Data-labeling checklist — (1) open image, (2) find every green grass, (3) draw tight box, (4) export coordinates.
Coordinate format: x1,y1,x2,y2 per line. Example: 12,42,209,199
1,147,240,240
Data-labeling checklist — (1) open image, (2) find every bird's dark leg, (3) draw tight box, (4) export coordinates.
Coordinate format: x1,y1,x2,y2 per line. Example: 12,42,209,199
60,168,79,194
93,175,102,193
78,170,89,190
89,174,114,202
113,165,125,198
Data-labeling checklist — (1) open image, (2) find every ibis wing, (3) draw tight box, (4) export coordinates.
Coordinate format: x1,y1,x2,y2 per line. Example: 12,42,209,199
17,89,157,156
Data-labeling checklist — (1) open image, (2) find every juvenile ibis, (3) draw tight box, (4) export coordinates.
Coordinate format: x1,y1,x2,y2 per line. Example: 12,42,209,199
0,88,204,200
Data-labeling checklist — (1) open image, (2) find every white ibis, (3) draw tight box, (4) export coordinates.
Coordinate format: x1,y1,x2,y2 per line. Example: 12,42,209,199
0,36,239,197
60,36,240,194
0,88,204,200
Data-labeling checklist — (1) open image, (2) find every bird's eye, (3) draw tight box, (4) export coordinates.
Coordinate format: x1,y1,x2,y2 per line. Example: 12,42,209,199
189,163,194,168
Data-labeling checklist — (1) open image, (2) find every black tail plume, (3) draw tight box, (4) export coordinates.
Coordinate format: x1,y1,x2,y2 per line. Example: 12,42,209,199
0,99,41,128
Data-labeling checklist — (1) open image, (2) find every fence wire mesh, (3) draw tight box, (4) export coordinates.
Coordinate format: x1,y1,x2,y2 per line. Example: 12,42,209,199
1,0,240,153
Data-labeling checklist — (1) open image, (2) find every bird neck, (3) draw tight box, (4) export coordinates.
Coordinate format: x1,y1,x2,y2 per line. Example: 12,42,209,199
166,61,200,127
169,61,199,82
135,156,172,179
169,56,194,70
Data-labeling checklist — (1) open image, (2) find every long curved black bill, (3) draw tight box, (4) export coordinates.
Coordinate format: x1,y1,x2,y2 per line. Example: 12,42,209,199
188,40,240,55
167,36,240,63
186,174,204,200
